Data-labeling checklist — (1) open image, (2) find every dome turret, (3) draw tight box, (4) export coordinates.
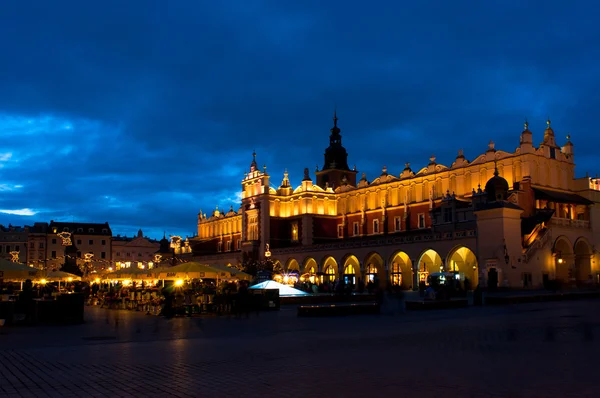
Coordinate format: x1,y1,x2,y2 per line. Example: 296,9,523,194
484,166,509,202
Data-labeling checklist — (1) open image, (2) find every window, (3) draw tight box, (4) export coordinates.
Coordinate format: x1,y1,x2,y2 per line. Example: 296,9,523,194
39,242,44,249
29,242,34,249
101,252,106,259
226,241,232,251
126,252,131,257
577,213,585,220
138,253,142,257
88,240,94,245
77,251,82,258
217,241,222,252
77,239,82,245
373,219,380,234
116,252,121,256
52,239,57,244
88,228,94,233
291,222,299,241
337,225,344,238
6,245,10,252
237,240,241,250
102,228,108,233
418,214,426,229
353,222,359,236
443,208,453,223
101,240,106,245
51,251,57,258
63,227,69,232
248,215,258,240
394,217,401,232
15,245,19,251
77,228,83,233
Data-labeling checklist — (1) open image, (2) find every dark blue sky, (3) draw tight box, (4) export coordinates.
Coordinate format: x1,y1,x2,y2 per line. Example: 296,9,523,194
0,1,599,240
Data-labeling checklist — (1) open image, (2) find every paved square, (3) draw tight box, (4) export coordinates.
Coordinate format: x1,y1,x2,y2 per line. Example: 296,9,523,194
1,300,599,397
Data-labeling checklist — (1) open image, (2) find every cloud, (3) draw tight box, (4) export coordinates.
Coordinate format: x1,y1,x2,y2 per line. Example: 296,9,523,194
0,1,599,239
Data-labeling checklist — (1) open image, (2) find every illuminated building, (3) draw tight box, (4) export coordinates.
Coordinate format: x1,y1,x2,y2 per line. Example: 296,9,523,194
112,229,160,270
193,115,600,289
0,224,29,264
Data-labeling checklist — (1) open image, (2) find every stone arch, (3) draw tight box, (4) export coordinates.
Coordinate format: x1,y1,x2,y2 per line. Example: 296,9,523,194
341,254,361,287
272,260,283,273
388,251,413,290
574,237,593,284
285,258,300,272
445,245,478,289
416,249,443,283
552,236,574,283
302,257,318,275
363,251,386,286
321,255,338,283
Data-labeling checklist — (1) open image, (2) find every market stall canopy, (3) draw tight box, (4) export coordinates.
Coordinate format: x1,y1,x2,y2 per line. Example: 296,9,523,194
42,270,82,282
106,267,156,280
0,258,41,281
249,280,308,296
154,262,230,280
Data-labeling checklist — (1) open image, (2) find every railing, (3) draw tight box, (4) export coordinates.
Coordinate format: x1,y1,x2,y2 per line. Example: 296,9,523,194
550,218,590,229
523,227,551,263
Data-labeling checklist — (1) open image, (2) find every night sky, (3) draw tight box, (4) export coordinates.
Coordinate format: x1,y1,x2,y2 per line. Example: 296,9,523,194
1,1,599,240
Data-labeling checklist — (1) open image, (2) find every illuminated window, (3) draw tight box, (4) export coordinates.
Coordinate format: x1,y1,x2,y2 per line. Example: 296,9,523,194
390,262,402,286
337,225,344,238
366,264,377,282
325,265,336,282
353,222,359,236
226,241,232,251
373,219,379,234
394,217,401,232
418,214,426,229
291,222,299,241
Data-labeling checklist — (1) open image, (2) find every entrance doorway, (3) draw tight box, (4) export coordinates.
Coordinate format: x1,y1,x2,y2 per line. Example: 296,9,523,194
487,268,498,289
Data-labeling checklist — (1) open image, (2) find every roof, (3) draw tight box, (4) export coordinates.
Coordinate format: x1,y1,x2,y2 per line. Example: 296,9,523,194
48,221,112,235
532,187,593,205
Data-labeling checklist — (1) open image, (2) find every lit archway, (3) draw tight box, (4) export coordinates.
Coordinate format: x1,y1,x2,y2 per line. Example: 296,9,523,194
286,258,300,272
553,236,573,283
574,238,593,284
389,251,413,290
322,256,338,283
303,257,318,275
417,249,442,283
342,254,360,287
363,252,385,286
446,246,478,289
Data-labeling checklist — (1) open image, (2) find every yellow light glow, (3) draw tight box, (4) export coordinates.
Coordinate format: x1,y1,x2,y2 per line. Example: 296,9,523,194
283,275,289,284
67,277,73,282
175,279,184,286
558,258,563,264
123,280,132,286
94,278,100,283
40,279,47,284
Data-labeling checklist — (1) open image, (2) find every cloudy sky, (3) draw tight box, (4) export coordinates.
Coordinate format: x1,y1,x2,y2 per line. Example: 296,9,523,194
0,0,598,240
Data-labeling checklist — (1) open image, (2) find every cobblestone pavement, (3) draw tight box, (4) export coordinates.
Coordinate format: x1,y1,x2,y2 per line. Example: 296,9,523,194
1,300,599,397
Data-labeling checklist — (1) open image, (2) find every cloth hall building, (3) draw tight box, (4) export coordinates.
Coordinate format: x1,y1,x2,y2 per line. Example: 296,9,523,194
191,114,600,290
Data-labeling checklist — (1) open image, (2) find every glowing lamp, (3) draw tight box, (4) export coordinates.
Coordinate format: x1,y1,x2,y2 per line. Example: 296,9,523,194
94,278,100,284
67,277,73,282
175,279,184,286
558,258,563,264
40,279,47,284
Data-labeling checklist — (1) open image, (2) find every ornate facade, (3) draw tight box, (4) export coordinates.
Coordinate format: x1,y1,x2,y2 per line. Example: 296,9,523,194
193,115,600,290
